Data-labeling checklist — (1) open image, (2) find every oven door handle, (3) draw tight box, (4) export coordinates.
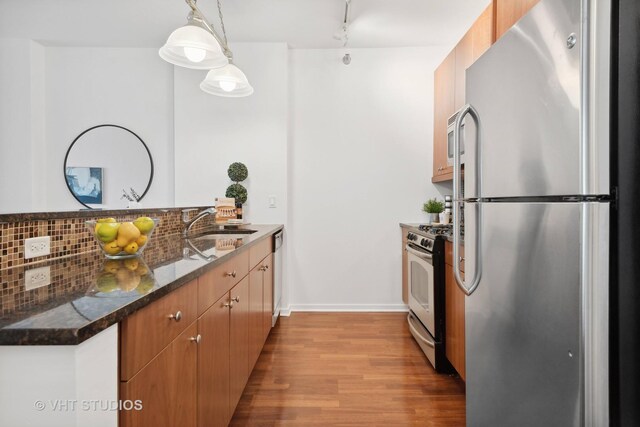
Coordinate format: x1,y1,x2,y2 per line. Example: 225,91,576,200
407,314,435,348
405,244,433,260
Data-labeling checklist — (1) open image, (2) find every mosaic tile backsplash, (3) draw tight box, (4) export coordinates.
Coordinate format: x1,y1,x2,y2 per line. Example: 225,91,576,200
0,207,217,271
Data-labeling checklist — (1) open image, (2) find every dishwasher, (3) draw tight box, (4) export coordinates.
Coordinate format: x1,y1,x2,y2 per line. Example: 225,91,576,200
272,230,283,326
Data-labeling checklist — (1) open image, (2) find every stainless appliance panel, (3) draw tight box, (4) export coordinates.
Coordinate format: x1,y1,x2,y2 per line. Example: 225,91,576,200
464,202,582,426
406,244,435,336
464,0,582,198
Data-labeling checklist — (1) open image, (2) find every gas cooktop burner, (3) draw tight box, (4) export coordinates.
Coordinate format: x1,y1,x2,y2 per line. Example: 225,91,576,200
418,224,453,236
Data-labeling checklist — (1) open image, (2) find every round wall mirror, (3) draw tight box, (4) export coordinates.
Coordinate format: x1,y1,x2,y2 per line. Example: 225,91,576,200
63,125,154,209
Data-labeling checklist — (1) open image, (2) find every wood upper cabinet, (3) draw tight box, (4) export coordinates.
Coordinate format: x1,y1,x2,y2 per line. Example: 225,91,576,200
198,293,231,427
432,3,494,183
120,323,198,427
229,276,250,414
433,49,456,180
495,0,541,40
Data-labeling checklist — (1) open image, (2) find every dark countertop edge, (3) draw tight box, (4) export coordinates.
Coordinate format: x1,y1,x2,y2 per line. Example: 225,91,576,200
0,206,213,223
0,224,283,346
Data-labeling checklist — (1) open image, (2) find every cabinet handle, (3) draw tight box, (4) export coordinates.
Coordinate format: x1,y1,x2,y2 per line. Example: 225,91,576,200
190,334,202,344
223,301,234,308
225,271,237,278
168,311,183,322
232,296,240,303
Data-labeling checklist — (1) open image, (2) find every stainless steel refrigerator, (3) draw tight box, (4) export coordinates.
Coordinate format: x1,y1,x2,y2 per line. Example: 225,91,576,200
451,0,612,425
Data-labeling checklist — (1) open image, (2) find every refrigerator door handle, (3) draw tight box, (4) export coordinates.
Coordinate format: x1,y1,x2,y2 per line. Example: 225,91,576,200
453,104,482,296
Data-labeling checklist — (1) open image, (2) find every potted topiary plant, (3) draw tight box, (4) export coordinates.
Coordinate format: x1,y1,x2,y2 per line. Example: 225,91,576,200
226,162,248,219
423,198,444,224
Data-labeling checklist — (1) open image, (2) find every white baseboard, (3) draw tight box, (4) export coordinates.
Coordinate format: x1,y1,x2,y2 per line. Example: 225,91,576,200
289,304,409,313
280,306,292,317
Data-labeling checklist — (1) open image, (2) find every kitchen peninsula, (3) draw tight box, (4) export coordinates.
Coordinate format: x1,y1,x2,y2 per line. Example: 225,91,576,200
0,219,282,427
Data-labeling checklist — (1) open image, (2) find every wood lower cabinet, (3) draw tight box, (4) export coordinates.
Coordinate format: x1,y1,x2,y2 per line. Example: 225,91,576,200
120,235,277,427
444,241,466,381
120,323,198,427
229,276,250,414
495,0,541,40
198,294,231,427
249,253,275,372
249,267,264,370
262,254,274,341
120,280,198,381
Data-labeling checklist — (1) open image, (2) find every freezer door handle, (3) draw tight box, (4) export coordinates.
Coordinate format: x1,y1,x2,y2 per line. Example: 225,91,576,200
453,104,483,296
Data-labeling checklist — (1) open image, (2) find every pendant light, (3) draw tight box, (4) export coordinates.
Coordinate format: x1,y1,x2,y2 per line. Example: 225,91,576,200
159,0,253,97
200,63,254,97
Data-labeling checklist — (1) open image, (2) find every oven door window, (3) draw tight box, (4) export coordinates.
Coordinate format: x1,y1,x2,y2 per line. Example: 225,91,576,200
408,253,435,335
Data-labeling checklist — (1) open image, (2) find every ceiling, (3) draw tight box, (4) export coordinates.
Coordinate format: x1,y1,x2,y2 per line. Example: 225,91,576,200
0,0,491,49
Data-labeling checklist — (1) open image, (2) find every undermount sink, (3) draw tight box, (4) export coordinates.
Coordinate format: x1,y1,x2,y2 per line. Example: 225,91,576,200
192,228,258,237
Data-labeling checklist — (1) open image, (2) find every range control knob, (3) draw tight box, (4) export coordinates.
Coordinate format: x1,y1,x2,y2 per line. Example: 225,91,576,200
421,239,426,246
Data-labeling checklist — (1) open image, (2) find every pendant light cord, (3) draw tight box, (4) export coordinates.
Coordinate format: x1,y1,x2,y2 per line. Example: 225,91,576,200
216,0,229,48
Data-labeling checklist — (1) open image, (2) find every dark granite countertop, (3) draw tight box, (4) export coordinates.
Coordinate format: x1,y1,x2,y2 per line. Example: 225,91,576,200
0,224,283,345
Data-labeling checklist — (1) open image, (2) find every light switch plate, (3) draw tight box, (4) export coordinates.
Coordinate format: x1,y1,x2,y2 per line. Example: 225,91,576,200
24,236,51,259
268,195,277,208
25,266,51,290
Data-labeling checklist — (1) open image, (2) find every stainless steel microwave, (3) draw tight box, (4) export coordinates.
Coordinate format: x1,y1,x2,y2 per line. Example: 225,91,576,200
447,110,465,166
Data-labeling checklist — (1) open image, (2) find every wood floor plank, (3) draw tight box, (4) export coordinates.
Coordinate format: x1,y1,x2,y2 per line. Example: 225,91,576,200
230,312,466,426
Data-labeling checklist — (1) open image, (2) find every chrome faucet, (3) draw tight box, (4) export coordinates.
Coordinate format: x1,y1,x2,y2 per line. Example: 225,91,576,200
182,207,216,237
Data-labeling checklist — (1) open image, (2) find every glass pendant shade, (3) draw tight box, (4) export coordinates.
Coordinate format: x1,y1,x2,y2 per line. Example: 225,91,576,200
200,63,254,97
159,24,228,70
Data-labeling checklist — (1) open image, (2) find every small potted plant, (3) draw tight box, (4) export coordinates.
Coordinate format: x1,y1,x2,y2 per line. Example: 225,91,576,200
226,162,248,219
423,198,444,224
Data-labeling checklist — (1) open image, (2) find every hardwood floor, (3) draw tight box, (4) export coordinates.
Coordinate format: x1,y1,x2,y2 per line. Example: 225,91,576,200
230,312,466,426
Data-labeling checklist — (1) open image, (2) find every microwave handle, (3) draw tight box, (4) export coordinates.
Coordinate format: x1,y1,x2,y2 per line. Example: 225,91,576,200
453,104,482,296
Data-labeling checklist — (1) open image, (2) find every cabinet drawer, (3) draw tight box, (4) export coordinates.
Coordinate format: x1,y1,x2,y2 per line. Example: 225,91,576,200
198,251,249,315
120,280,197,381
120,322,198,427
249,237,273,270
444,241,465,272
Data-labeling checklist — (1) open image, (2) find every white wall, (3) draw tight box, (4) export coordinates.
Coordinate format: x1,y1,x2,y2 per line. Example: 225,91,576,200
45,47,175,210
174,43,288,225
0,39,45,212
287,47,447,310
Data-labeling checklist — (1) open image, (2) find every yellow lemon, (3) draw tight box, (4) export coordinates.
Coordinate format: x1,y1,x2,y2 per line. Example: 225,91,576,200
133,217,155,235
96,273,118,293
135,264,149,276
97,217,117,223
135,235,148,248
116,222,141,247
116,269,140,292
104,241,122,256
124,242,139,255
96,222,120,243
123,258,139,271
136,275,155,295
103,260,121,274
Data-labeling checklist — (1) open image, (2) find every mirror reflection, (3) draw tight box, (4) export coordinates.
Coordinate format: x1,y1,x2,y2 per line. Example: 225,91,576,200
64,125,153,209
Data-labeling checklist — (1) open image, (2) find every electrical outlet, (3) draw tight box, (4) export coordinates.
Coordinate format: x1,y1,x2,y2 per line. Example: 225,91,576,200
25,266,51,290
24,236,51,259
268,195,277,208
